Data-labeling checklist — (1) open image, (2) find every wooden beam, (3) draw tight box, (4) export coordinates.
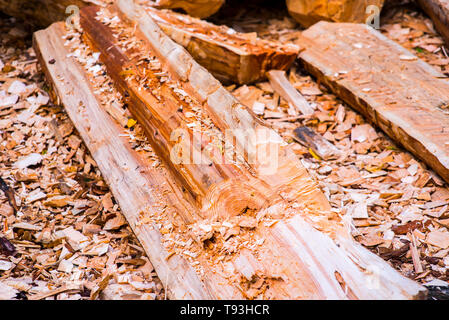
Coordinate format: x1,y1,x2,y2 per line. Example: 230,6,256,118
417,0,449,47
144,7,299,84
293,126,341,160
267,70,314,116
33,22,234,299
298,21,449,185
0,0,92,27
76,1,426,299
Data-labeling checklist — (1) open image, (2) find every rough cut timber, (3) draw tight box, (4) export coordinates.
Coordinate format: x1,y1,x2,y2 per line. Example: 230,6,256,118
417,0,449,47
298,22,449,185
151,0,224,18
75,0,427,299
33,22,232,299
144,7,299,84
286,0,385,27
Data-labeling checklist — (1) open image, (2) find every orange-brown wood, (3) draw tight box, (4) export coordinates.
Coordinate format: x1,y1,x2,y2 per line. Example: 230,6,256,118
66,1,427,299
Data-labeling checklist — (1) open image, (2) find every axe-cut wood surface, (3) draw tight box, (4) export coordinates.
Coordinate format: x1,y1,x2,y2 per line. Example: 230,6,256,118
144,6,299,84
298,22,449,185
73,1,426,299
32,22,238,300
152,0,224,18
417,0,449,47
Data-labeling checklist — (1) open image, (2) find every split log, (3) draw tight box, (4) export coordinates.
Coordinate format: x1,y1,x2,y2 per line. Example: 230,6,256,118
298,22,449,185
293,126,341,160
75,1,426,299
151,0,224,18
267,70,314,116
33,22,235,299
417,0,449,47
144,7,299,84
286,0,385,27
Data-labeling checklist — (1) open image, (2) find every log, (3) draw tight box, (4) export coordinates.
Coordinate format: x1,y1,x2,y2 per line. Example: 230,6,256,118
417,0,449,47
298,21,449,185
267,70,314,116
143,7,299,84
151,0,224,18
76,1,426,299
286,0,385,27
33,22,235,299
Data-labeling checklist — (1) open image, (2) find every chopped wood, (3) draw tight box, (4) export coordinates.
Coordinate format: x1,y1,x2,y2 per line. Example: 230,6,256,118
298,22,449,185
145,7,299,84
71,0,427,299
293,126,341,160
417,0,449,47
286,0,385,27
152,0,224,18
0,0,91,27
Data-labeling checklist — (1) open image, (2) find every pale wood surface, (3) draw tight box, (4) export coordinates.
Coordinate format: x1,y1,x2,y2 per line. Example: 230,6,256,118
286,0,385,27
299,22,449,185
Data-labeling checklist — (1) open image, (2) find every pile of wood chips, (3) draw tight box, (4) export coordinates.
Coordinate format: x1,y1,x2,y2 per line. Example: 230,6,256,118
0,14,164,300
215,3,449,286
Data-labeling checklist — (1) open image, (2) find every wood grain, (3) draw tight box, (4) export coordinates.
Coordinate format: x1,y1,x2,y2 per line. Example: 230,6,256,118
299,22,449,184
417,0,449,47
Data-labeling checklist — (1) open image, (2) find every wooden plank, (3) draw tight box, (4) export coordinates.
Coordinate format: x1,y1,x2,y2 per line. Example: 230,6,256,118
417,0,449,47
145,7,299,84
78,1,426,299
298,21,449,185
0,0,92,27
33,22,233,300
267,70,314,116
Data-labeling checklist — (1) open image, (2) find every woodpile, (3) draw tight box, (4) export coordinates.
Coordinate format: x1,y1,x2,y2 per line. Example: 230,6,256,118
417,0,449,47
5,0,449,301
30,0,430,299
286,0,385,27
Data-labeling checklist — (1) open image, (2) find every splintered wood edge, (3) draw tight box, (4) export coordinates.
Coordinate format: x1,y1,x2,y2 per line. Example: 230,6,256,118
32,22,216,300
